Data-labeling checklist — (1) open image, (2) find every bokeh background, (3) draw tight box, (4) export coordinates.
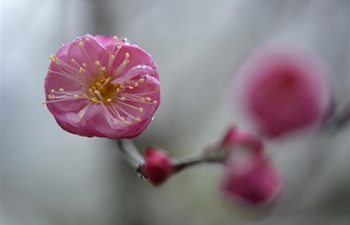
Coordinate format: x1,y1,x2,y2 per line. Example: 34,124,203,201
1,0,349,224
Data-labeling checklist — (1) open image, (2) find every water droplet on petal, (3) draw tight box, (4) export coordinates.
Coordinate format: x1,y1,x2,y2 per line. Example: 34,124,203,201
74,36,82,41
121,38,131,45
152,116,155,121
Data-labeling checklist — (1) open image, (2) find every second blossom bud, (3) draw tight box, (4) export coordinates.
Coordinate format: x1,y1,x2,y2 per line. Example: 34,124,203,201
143,147,175,186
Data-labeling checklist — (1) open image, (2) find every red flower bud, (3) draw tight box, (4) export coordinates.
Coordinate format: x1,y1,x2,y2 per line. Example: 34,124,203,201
143,147,174,186
222,127,263,154
221,154,284,207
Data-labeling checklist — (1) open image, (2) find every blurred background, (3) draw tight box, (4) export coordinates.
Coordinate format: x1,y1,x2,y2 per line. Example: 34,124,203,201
1,0,349,224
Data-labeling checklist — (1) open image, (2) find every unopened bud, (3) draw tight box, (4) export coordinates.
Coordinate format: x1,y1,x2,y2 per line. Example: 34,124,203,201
221,154,284,206
143,147,174,186
222,127,263,153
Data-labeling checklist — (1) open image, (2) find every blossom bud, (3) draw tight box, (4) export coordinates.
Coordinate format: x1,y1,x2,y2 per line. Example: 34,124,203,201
233,47,332,137
221,154,284,207
143,147,174,186
222,127,263,153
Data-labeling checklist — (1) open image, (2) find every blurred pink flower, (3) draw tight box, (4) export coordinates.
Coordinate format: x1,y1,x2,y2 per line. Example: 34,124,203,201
234,47,332,137
43,35,161,139
143,147,174,186
221,154,283,206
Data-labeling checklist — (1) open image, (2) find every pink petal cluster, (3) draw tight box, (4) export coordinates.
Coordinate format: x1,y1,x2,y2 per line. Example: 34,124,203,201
43,35,161,139
142,147,174,186
234,47,332,137
221,154,283,206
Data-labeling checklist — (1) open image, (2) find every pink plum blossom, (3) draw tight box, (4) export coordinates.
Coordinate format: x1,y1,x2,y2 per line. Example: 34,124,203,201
221,154,284,206
43,35,161,139
233,47,332,137
142,147,175,186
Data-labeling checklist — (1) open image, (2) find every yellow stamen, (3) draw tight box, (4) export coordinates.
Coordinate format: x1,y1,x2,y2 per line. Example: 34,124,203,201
49,54,56,62
79,42,84,47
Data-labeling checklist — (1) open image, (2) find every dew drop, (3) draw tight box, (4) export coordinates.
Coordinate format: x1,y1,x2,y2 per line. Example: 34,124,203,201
121,38,131,45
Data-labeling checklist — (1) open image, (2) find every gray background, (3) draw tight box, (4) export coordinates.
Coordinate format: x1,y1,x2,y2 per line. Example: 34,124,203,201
1,0,349,224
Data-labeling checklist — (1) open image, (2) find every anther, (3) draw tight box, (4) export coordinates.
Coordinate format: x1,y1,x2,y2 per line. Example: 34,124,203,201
100,67,106,71
107,98,112,102
82,63,87,67
125,53,130,58
135,117,141,122
59,88,64,92
117,45,122,50
139,107,143,112
51,89,55,93
49,54,56,62
94,61,100,66
79,42,84,47
124,121,131,125
71,59,75,63
146,97,151,102
41,101,47,105
156,87,160,92
153,100,158,104
114,36,118,42
141,98,145,102
120,97,126,101
134,83,138,87
47,69,52,73
139,78,145,83
74,94,79,98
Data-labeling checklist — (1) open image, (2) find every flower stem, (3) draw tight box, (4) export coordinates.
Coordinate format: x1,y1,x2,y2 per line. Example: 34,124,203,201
116,140,227,179
116,140,146,179
173,148,227,173
324,101,350,132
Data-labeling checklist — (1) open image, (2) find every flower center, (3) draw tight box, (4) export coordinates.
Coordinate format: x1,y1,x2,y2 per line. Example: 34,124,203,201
88,77,119,103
